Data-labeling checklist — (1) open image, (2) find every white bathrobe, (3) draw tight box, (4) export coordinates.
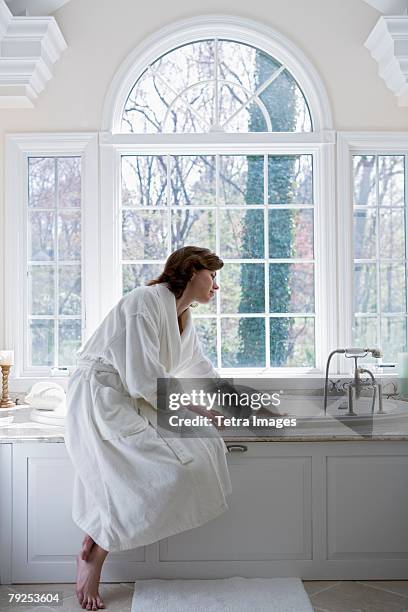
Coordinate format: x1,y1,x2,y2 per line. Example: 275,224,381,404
64,283,232,553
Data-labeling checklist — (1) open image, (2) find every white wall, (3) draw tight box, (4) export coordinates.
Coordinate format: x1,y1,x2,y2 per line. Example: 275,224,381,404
1,0,408,347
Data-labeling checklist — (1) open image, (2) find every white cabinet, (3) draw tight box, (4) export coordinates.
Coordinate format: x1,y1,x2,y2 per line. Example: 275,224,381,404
9,443,146,583
1,440,408,583
327,455,408,559
160,455,312,562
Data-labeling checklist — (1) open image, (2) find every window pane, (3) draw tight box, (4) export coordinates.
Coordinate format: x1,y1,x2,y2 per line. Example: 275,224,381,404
353,155,376,206
353,316,377,348
194,318,217,365
170,156,216,206
354,263,377,313
259,69,312,132
169,83,215,133
59,265,81,315
58,211,81,261
122,263,163,295
171,209,216,251
122,71,170,134
221,264,265,313
121,156,167,208
28,158,55,208
219,209,264,259
194,297,216,316
221,317,265,367
381,317,407,362
219,155,264,206
223,99,269,133
218,41,281,98
58,320,82,366
57,158,81,208
122,210,168,260
379,155,405,207
268,155,312,204
354,209,376,259
270,317,315,367
28,211,55,261
379,209,405,259
29,320,54,366
380,264,406,313
28,266,54,315
270,263,314,313
269,209,314,259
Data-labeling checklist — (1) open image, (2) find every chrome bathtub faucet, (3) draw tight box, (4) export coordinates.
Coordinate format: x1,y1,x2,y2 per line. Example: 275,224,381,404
323,348,383,415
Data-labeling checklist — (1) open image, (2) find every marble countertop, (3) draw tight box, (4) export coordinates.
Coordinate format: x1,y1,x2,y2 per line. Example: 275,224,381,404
1,405,408,443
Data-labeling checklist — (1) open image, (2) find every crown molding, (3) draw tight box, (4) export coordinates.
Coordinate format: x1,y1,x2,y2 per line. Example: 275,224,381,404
365,16,408,106
0,0,11,36
0,0,66,107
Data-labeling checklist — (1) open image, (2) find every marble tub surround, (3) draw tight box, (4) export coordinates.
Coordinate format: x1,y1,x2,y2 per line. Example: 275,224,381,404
1,582,408,612
1,405,408,443
0,405,65,442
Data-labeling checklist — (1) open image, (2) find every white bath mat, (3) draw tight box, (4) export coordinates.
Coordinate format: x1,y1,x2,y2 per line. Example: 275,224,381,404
132,576,313,611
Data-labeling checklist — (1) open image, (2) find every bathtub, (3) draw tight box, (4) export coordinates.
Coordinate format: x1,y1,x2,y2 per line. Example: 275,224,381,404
274,395,408,428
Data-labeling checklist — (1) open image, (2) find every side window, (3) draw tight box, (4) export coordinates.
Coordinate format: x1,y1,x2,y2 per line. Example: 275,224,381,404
27,157,83,368
352,154,407,361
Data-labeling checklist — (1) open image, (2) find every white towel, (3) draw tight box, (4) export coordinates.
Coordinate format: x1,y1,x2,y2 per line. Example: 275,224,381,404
25,382,66,412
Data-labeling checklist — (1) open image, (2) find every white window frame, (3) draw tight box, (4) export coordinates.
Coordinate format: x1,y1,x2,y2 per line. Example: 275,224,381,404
5,133,99,388
99,132,337,378
337,132,408,375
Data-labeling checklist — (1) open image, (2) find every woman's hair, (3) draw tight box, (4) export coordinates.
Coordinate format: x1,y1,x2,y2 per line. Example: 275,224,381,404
147,246,223,298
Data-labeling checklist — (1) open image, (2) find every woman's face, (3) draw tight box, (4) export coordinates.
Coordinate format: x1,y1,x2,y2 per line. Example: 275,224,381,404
189,269,219,303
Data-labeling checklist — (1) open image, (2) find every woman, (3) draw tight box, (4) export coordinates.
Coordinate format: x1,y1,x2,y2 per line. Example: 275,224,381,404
64,246,231,611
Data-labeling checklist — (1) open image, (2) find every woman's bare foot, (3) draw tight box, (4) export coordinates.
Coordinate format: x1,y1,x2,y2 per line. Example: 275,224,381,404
81,534,96,561
76,543,108,609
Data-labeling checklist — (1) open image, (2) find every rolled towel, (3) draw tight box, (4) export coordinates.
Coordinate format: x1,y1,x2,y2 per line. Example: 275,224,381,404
25,382,66,411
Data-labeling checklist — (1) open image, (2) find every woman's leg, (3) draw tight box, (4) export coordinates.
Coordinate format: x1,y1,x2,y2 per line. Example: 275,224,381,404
81,534,96,561
76,542,109,610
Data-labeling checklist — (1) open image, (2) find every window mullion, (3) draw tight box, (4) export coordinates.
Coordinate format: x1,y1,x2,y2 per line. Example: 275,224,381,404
375,155,381,354
264,153,270,369
214,38,219,129
215,153,221,369
54,157,59,368
167,154,171,256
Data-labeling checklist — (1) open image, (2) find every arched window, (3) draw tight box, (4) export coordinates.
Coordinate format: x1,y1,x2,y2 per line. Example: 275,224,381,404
100,16,334,373
121,39,312,134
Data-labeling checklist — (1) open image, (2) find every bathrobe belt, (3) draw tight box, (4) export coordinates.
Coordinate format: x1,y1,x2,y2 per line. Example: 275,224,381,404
75,358,194,465
76,357,118,378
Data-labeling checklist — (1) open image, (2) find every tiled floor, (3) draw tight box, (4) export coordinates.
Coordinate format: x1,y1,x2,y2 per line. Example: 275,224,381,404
1,581,408,611
304,581,408,612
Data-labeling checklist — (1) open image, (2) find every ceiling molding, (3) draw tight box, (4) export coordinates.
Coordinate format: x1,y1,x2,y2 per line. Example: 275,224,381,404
0,0,11,36
5,0,71,17
0,0,67,107
365,16,408,106
362,0,408,14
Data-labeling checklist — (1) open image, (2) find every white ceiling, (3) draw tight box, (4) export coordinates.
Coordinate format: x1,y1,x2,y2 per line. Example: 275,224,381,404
4,0,408,16
5,0,71,16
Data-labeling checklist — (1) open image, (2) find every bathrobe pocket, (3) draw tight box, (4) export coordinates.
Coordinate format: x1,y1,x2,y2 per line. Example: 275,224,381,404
90,372,148,441
155,427,194,465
